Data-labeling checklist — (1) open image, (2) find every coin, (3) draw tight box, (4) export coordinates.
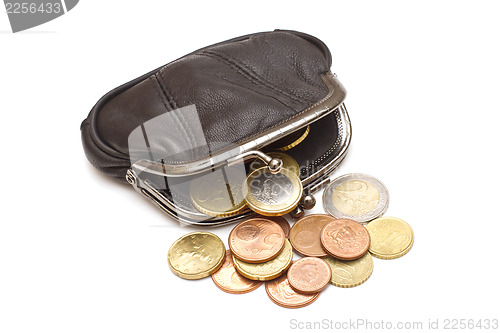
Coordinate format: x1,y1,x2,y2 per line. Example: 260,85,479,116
229,218,285,263
190,166,247,217
249,152,300,177
265,125,310,152
168,232,225,280
264,216,291,238
243,167,302,216
265,272,320,309
233,240,293,281
211,250,262,294
289,214,335,257
321,218,371,260
287,257,331,294
322,173,389,224
365,217,414,260
323,252,373,288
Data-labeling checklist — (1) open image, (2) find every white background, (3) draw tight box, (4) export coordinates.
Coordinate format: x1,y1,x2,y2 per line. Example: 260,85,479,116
1,1,499,332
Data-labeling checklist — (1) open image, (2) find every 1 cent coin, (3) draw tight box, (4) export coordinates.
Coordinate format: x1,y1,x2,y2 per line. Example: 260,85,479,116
320,218,370,260
365,217,414,260
265,273,320,309
289,214,336,257
211,250,262,294
229,218,285,263
287,257,331,294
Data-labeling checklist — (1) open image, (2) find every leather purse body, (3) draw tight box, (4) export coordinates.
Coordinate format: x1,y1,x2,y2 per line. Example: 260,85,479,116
81,30,351,225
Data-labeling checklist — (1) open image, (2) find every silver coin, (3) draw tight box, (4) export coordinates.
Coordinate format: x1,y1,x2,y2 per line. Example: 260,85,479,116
322,173,389,224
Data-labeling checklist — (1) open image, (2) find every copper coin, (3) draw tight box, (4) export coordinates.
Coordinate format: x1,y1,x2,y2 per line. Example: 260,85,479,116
264,216,291,238
265,273,320,309
229,218,285,263
320,218,371,260
287,257,332,294
211,250,262,294
289,214,336,257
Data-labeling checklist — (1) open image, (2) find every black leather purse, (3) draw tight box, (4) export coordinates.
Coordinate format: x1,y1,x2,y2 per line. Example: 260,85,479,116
81,30,351,226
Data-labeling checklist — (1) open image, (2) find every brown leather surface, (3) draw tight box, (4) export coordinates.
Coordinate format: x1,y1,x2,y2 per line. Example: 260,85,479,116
81,30,339,182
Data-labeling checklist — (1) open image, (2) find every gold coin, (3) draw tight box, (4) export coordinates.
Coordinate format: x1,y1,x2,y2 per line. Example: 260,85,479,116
323,253,374,288
232,240,293,281
265,125,310,152
168,232,225,280
243,167,302,216
190,166,247,217
249,152,300,177
365,217,414,260
211,250,262,294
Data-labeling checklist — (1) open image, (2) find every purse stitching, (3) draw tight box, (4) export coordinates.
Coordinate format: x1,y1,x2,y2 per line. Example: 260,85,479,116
217,75,296,110
155,72,201,153
151,76,195,155
201,50,308,105
207,49,318,104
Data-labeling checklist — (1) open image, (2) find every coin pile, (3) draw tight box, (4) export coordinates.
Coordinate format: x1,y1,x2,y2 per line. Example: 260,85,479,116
168,172,414,308
190,149,304,218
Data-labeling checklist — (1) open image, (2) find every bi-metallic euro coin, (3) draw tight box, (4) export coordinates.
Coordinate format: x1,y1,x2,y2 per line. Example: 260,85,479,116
323,173,389,224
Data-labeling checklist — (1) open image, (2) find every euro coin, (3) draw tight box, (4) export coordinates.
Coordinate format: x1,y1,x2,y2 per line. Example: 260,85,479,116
229,218,285,263
265,216,291,239
249,152,300,177
190,166,247,217
323,252,373,288
265,125,310,151
168,232,225,280
243,167,302,216
322,173,389,224
320,218,370,260
265,272,320,309
233,240,293,281
287,257,331,294
289,214,335,257
365,217,414,259
211,250,262,294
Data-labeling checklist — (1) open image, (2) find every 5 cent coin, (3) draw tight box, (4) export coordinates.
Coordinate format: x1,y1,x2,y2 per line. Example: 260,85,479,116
229,218,285,263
